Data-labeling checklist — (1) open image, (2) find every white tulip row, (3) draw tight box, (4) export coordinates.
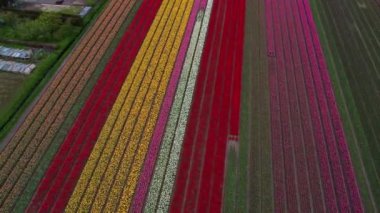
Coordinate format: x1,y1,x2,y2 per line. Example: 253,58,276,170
145,0,213,211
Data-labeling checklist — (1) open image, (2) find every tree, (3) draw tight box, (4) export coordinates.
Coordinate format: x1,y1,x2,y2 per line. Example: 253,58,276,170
0,0,7,7
0,0,14,8
37,12,62,31
14,12,69,41
54,20,79,40
0,11,19,27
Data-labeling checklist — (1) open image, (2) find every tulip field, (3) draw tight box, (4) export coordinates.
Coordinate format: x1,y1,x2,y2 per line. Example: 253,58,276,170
0,0,379,212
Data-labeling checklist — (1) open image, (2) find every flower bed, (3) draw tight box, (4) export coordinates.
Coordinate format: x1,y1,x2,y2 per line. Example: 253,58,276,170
170,0,244,211
0,0,138,211
64,0,195,211
26,0,161,212
266,0,363,210
140,0,213,211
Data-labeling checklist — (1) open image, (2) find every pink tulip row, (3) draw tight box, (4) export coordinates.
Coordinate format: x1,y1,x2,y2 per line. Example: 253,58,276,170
266,0,363,211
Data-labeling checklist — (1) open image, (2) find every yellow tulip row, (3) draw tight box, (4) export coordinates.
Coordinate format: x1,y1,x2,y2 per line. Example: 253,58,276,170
117,0,194,210
65,0,170,210
145,1,214,211
66,0,194,211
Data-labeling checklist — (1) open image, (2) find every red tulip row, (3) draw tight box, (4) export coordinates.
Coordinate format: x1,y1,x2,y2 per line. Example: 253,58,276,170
0,0,137,211
170,0,244,211
26,1,162,212
266,0,363,211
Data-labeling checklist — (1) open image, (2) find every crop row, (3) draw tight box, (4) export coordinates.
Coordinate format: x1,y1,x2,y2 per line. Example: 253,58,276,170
25,0,160,212
133,3,203,210
302,0,363,209
301,0,363,209
0,0,138,211
0,0,116,171
169,0,244,211
64,1,173,210
131,0,205,211
196,0,243,210
311,0,380,209
0,0,120,156
93,0,192,211
320,0,380,205
273,2,320,211
319,0,380,146
0,0,126,166
65,0,195,211
295,0,343,209
286,0,325,210
272,0,328,208
79,0,186,210
269,0,307,211
266,0,363,211
169,0,225,210
224,0,273,210
65,0,172,211
141,1,212,212
114,1,194,211
0,0,126,185
2,0,134,183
